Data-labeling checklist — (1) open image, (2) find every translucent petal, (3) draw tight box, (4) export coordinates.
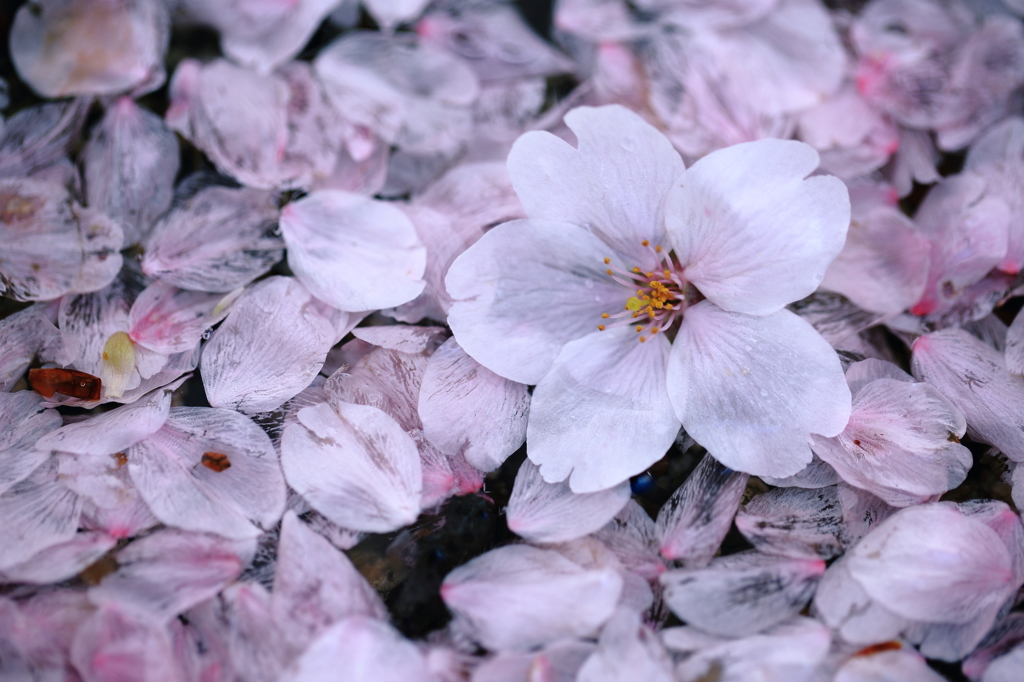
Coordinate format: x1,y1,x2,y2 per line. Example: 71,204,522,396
576,608,674,682
0,458,82,571
70,604,187,682
0,391,60,495
0,531,115,585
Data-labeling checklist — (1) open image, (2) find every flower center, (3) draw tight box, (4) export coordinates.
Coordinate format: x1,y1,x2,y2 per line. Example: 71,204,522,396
598,240,695,342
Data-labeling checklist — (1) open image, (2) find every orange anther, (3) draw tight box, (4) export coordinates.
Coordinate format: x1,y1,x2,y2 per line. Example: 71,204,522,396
598,324,606,331
639,336,647,342
655,245,663,253
641,240,649,247
601,313,610,319
606,269,613,275
635,325,643,332
604,257,611,264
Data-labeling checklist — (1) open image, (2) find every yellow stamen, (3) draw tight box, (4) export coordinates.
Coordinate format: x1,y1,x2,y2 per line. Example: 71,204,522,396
603,257,611,264
626,297,644,311
632,267,641,273
606,269,613,275
639,336,647,342
663,270,671,278
652,327,660,334
655,245,662,253
641,240,649,247
601,313,610,319
598,324,606,331
635,325,643,332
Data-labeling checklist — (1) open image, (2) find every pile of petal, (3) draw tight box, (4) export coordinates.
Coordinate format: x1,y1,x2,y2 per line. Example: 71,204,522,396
5,0,1024,681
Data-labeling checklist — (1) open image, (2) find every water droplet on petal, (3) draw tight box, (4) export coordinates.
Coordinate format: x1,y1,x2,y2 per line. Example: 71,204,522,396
760,389,768,397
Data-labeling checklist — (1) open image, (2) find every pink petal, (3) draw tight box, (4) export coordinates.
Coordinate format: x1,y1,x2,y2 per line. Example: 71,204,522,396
129,281,240,356
326,343,429,432
667,304,851,478
834,646,946,682
847,502,1014,624
446,218,624,385
280,616,432,682
736,486,854,561
419,337,529,471
0,99,89,178
965,116,1024,274
36,384,173,457
661,551,825,637
507,105,682,259
82,97,178,246
0,303,65,391
656,453,748,565
442,545,622,651
576,608,674,682
281,402,422,533
281,190,426,311
912,329,1024,461
471,640,595,682
202,277,335,415
141,184,283,293
127,407,287,540
351,325,447,355
666,139,849,316
70,605,186,682
812,554,912,646
528,328,679,493
1,531,116,585
88,529,246,623
506,459,630,544
1006,307,1024,375
593,500,666,584
271,511,387,656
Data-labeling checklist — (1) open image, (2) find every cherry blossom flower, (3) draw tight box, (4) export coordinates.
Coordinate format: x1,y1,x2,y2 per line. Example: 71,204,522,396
447,104,851,491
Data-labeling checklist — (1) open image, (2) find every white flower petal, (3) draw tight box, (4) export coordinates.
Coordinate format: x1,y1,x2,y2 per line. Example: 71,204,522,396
506,459,631,544
666,139,849,316
351,325,447,355
528,328,679,493
70,605,186,682
447,219,624,385
0,458,82,571
811,555,910,646
736,485,850,560
577,608,675,682
129,281,240,356
0,391,60,495
326,344,428,433
202,277,334,415
507,105,683,260
281,402,422,533
419,337,530,471
127,407,287,540
667,303,851,478
1,531,116,585
282,190,426,312
441,544,622,652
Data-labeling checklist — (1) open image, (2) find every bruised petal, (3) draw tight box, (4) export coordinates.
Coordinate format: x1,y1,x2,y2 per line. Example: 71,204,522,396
441,545,622,651
912,329,1024,462
281,190,425,311
655,453,748,565
83,97,178,246
419,337,530,472
507,105,683,258
667,304,851,478
281,402,422,533
666,139,849,315
660,551,825,637
446,219,624,385
272,511,387,656
528,328,679,493
506,459,631,544
202,277,335,415
11,0,169,98
127,407,286,540
736,485,850,560
141,184,283,293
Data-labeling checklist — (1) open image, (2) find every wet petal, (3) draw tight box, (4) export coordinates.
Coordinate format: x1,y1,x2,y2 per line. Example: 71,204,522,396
661,551,825,637
507,105,683,259
528,327,679,493
441,544,622,651
666,139,849,316
655,453,748,565
667,303,851,478
202,277,335,415
447,218,624,385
